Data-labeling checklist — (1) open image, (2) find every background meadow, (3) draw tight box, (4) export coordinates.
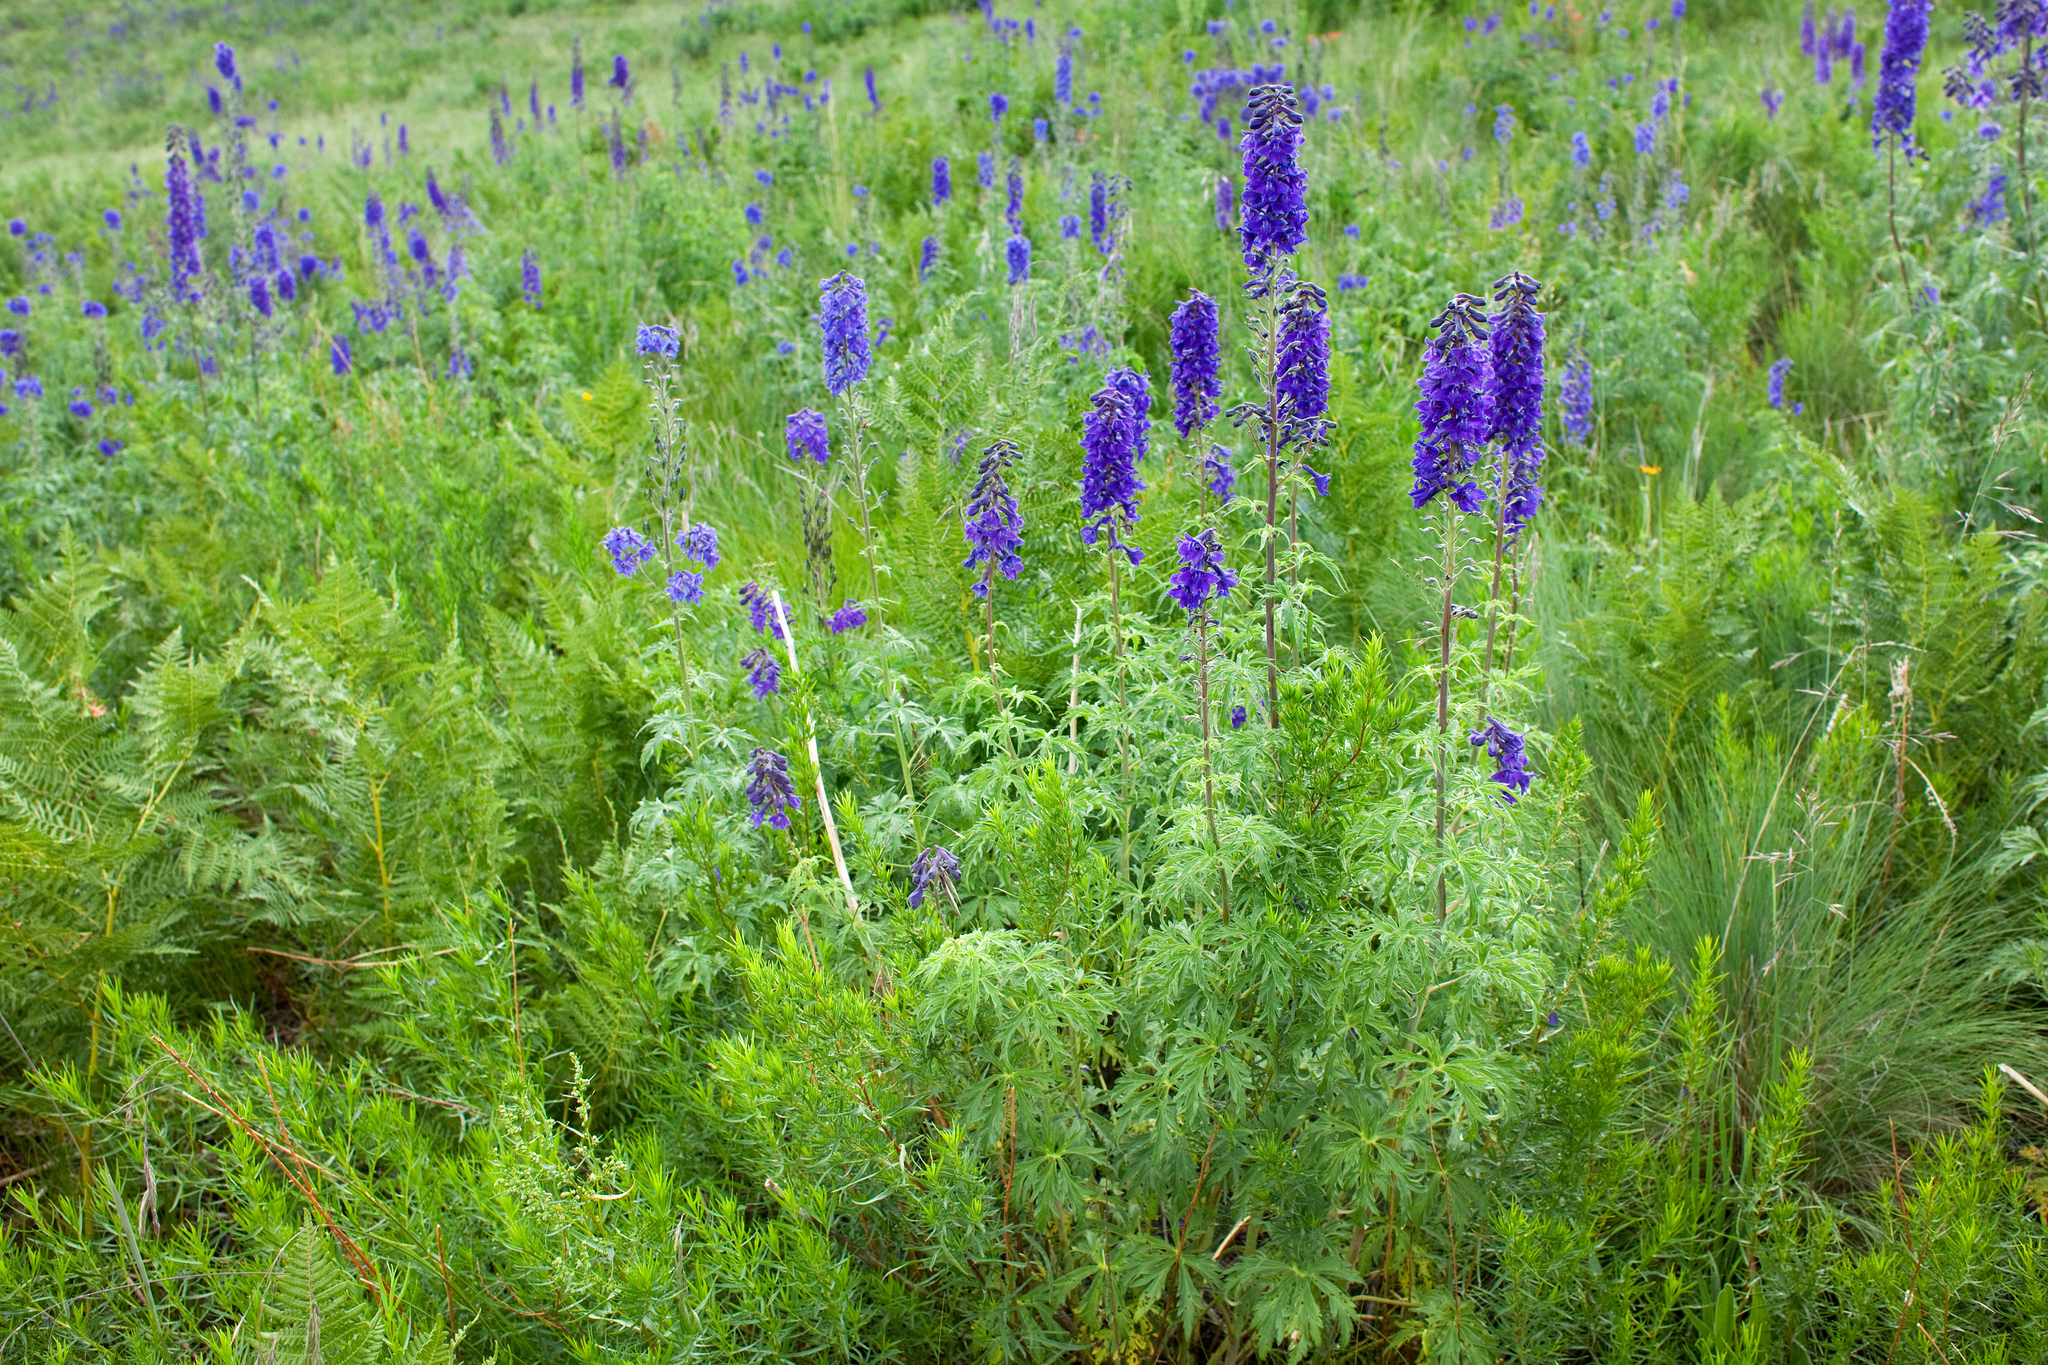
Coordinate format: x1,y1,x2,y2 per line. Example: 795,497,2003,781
3,0,2048,1360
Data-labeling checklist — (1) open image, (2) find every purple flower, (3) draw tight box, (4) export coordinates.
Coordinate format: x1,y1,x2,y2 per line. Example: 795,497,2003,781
745,746,801,829
1276,282,1331,447
609,54,631,94
1410,294,1494,512
1238,84,1308,272
962,439,1025,596
819,271,871,394
1005,232,1031,284
1205,445,1237,499
0,330,16,358
521,249,542,307
665,569,705,604
740,581,787,639
1166,528,1238,615
1632,121,1656,155
932,156,952,205
82,300,107,319
98,439,124,457
1215,175,1235,231
907,844,960,908
1169,290,1221,438
678,522,720,569
742,646,782,697
330,334,352,374
828,601,868,633
214,42,239,89
14,375,42,399
1060,213,1081,240
1761,86,1785,119
1972,167,2008,225
1230,704,1248,728
1768,355,1793,409
786,407,830,465
1559,351,1593,445
990,91,1009,121
1469,717,1533,803
1571,131,1591,166
248,276,272,318
1872,0,1930,152
5,219,22,235
919,235,939,281
865,66,881,112
745,202,764,226
69,397,93,418
603,526,657,576
978,152,995,189
165,149,205,300
1089,174,1114,253
1487,272,1546,540
636,324,680,359
1080,376,1147,564
1005,166,1024,233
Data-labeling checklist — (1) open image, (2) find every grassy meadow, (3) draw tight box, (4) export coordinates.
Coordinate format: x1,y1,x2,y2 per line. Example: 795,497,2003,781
2,0,2047,1360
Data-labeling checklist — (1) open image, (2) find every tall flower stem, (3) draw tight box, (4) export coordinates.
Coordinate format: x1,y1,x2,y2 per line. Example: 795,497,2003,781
647,357,693,708
770,592,860,923
1261,284,1282,727
1067,603,1085,776
1434,488,1461,924
1886,142,1910,296
1111,550,1132,881
1480,457,1510,707
1197,608,1229,921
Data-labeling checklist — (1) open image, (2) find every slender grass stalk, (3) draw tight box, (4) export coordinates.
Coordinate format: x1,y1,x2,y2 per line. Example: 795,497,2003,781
837,397,920,821
770,591,859,922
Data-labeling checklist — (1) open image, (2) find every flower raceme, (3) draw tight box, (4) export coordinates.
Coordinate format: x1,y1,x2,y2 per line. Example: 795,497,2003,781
1469,717,1533,803
635,324,679,360
1166,529,1237,616
819,272,871,395
742,647,782,698
1873,0,1931,152
907,845,960,908
1487,271,1546,540
962,439,1025,597
785,408,830,465
1080,379,1147,564
602,526,657,577
745,747,801,830
1410,293,1494,513
1169,290,1222,438
1238,83,1308,273
739,581,787,640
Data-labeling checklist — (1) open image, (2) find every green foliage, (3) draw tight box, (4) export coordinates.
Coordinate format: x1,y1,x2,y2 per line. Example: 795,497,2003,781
3,0,2047,1360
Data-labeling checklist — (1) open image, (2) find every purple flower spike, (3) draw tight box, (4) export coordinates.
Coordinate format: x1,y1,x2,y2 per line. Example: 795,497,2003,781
1080,376,1147,564
602,526,657,577
819,271,871,395
1276,282,1331,447
786,407,830,465
739,581,787,640
1005,232,1031,284
963,440,1026,596
665,570,705,605
742,646,782,698
1169,290,1222,438
1487,271,1546,541
828,601,868,633
907,845,960,908
1872,0,1930,153
745,746,801,829
1166,529,1238,616
1410,294,1494,513
1238,84,1308,274
1469,717,1533,803
678,522,720,569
